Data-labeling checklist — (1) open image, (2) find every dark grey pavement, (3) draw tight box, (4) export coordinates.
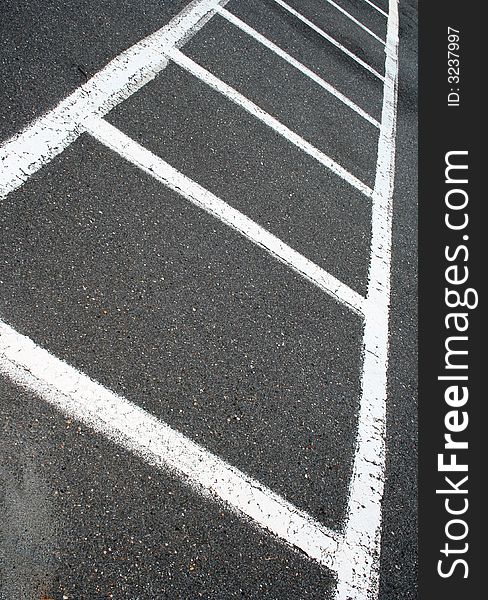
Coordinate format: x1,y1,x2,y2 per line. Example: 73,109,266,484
1,1,417,598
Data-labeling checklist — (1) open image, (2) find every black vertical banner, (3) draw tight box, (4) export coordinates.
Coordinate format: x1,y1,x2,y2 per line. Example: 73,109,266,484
419,1,483,598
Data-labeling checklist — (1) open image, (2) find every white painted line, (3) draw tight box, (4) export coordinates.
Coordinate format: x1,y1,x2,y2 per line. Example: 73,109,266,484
0,1,400,597
334,1,399,599
362,0,389,19
0,318,341,570
216,7,380,128
85,116,366,316
168,49,373,198
0,0,229,201
270,0,384,81
322,0,386,44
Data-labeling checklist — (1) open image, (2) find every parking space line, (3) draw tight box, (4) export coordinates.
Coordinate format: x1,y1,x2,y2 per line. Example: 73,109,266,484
216,7,380,128
322,0,386,44
0,0,229,201
85,115,366,315
270,0,385,81
362,0,389,19
168,49,373,197
0,318,342,572
0,0,401,596
334,1,399,598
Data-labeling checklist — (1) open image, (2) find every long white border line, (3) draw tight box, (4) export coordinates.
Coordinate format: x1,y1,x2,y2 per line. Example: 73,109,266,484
334,0,399,598
0,318,341,570
0,0,229,201
168,49,373,198
362,0,389,19
215,7,380,129
270,0,384,81
322,0,386,44
85,115,366,316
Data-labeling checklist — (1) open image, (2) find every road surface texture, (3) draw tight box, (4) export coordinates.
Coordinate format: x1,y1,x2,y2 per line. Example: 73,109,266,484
0,0,417,598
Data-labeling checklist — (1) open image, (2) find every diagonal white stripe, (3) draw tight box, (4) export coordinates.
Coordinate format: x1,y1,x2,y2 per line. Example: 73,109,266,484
0,318,341,570
362,0,389,19
270,0,384,80
322,0,386,44
168,49,373,198
85,116,366,316
216,7,380,128
0,0,229,201
0,1,402,597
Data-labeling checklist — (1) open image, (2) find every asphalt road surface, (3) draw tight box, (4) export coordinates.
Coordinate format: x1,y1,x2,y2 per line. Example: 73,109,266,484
0,1,418,598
